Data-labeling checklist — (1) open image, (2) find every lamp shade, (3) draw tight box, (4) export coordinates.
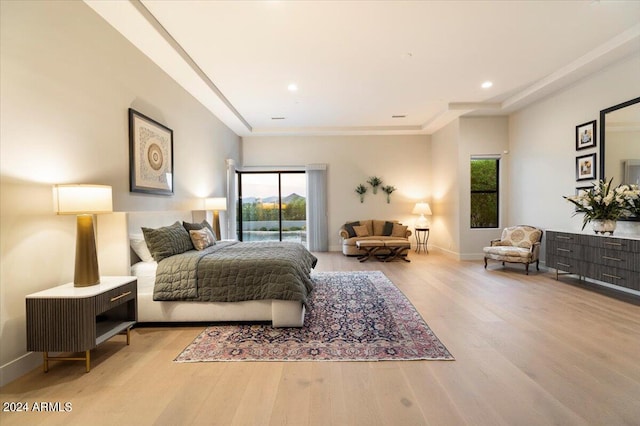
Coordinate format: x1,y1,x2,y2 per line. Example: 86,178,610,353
204,197,227,211
53,184,113,214
412,202,432,216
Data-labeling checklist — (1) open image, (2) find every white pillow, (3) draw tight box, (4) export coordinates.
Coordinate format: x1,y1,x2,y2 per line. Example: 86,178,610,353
130,233,154,262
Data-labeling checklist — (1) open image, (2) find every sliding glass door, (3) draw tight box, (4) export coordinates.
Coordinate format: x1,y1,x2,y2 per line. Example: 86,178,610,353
237,171,306,243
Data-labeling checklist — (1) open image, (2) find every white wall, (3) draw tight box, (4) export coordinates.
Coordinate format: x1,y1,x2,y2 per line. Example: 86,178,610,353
241,135,431,251
508,53,640,239
0,1,240,385
458,116,509,259
430,120,460,256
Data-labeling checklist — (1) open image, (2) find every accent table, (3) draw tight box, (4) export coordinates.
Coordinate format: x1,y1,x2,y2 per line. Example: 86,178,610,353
414,227,430,253
26,276,137,372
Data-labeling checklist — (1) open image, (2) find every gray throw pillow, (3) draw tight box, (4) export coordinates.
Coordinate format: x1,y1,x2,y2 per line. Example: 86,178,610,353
142,221,194,262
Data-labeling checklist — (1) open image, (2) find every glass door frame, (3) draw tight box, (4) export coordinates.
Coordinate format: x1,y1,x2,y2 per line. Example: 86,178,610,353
236,170,306,242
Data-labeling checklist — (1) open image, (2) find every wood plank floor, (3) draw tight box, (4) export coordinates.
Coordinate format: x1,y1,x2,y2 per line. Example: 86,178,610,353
2,251,639,425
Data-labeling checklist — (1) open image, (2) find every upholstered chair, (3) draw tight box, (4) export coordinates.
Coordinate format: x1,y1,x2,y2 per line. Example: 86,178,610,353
483,225,543,275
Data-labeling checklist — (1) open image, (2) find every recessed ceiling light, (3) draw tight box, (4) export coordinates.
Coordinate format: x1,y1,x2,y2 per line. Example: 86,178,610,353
481,81,493,89
287,83,298,92
392,115,407,118
271,117,285,120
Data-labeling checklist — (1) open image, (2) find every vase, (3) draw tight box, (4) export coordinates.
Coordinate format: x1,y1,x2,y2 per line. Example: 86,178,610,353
591,219,617,235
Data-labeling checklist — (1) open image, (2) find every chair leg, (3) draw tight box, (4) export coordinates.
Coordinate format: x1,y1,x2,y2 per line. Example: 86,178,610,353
484,257,487,269
536,260,540,271
525,263,529,275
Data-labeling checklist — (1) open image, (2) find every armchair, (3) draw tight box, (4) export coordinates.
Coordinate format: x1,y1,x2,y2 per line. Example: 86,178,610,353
483,225,543,275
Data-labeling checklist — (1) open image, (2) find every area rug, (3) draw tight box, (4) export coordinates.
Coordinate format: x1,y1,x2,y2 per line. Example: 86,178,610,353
174,271,454,362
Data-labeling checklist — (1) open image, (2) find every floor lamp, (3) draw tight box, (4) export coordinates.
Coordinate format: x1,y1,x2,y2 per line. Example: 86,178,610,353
205,197,227,240
53,184,113,287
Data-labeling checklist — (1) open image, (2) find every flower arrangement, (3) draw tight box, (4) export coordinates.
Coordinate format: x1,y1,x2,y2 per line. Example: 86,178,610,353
355,184,368,203
563,179,640,231
367,176,383,194
381,185,396,203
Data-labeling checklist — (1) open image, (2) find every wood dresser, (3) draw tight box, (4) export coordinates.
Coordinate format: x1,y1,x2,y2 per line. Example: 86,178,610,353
546,230,640,292
26,276,137,372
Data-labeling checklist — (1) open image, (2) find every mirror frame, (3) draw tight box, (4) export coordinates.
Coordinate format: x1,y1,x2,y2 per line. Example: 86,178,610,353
599,96,640,221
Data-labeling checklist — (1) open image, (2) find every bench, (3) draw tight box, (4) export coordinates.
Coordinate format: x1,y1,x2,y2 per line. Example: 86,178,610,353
356,240,411,262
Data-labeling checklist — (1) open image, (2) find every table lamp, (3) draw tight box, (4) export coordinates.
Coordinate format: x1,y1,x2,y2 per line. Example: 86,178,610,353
205,197,227,240
53,184,113,287
412,202,432,228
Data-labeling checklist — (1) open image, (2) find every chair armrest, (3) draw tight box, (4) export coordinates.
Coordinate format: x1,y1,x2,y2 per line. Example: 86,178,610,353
339,229,349,239
405,230,412,238
489,239,502,246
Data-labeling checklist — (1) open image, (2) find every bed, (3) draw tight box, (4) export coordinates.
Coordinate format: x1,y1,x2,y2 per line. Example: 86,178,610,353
127,211,317,327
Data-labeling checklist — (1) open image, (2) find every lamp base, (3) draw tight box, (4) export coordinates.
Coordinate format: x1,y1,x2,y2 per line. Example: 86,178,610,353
213,210,221,240
415,214,429,229
74,215,100,287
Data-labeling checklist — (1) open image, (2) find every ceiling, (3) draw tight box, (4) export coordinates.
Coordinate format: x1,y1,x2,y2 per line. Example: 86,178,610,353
85,0,640,137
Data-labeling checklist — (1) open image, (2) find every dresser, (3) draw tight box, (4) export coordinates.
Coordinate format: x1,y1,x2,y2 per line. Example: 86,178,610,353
546,231,640,291
26,276,137,372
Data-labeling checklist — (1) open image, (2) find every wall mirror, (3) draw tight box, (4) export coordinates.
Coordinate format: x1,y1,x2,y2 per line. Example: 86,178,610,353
599,96,640,220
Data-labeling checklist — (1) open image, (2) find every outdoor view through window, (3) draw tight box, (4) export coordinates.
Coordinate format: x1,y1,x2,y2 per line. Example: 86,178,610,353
238,172,306,243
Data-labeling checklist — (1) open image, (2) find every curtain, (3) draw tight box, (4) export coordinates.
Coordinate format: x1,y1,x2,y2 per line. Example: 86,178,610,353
226,159,237,240
306,164,328,251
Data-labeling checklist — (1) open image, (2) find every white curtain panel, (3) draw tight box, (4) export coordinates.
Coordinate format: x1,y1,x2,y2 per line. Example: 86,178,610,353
226,159,237,240
306,164,328,251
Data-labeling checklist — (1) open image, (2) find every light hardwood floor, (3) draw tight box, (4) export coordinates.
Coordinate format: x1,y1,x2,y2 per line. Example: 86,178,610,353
2,251,639,425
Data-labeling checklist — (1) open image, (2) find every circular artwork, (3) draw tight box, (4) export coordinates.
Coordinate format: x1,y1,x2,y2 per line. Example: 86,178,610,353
147,143,164,171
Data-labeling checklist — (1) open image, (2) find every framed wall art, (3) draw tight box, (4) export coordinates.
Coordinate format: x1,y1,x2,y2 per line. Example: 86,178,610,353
576,152,596,181
128,108,174,195
576,120,596,150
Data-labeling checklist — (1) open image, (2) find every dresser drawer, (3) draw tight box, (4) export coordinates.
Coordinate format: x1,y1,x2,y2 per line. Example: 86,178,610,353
591,265,640,290
547,240,582,260
583,234,640,252
547,231,584,244
547,256,584,274
590,248,640,271
95,280,136,314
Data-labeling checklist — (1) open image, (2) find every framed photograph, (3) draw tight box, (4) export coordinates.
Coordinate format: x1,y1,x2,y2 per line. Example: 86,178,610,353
576,120,596,150
128,108,173,195
576,153,596,181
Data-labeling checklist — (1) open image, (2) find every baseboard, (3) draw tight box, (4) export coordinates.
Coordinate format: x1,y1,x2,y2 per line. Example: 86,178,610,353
0,351,41,387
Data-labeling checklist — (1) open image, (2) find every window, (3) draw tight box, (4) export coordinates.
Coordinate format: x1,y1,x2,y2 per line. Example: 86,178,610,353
470,157,499,228
236,171,306,243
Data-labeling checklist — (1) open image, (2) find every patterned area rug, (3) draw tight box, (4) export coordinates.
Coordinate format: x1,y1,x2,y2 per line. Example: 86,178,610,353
174,271,454,362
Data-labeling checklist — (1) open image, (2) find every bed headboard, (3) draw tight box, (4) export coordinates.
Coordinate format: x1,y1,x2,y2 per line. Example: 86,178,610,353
126,210,196,236
97,210,207,272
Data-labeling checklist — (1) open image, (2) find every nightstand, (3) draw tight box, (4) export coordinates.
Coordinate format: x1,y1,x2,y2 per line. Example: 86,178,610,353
26,276,137,372
414,227,430,254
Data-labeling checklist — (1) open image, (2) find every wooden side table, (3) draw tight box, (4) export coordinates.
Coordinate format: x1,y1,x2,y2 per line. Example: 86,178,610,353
415,228,430,253
26,276,137,372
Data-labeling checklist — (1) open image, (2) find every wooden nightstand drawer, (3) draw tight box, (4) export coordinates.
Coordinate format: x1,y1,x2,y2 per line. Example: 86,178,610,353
96,281,136,314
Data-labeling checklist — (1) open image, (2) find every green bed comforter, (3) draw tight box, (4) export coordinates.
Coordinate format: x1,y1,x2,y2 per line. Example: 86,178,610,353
153,241,317,305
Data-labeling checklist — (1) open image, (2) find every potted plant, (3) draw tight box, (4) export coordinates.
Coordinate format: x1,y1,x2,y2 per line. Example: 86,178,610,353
381,185,396,203
355,184,367,203
367,176,383,194
563,178,639,234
